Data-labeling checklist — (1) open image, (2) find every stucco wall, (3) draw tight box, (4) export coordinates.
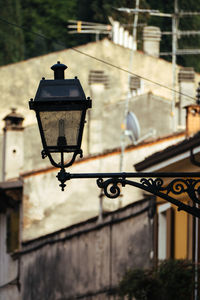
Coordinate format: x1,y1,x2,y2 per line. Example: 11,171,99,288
0,38,198,131
0,38,196,178
20,199,152,300
22,133,184,241
20,92,173,175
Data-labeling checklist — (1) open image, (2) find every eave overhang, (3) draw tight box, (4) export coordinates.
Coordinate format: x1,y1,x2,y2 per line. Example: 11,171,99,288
135,132,200,172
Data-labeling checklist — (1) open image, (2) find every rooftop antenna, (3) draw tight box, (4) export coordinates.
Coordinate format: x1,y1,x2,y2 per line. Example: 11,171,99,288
117,0,161,179
118,0,156,175
119,0,140,177
117,1,200,131
67,20,112,41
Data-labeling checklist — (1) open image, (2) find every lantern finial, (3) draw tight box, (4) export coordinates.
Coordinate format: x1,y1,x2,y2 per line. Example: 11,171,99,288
51,62,67,80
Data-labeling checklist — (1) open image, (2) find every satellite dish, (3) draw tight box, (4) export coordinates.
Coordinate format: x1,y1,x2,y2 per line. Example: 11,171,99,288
126,111,141,142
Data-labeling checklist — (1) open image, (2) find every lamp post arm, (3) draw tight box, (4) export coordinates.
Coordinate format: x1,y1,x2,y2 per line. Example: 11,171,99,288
56,170,200,218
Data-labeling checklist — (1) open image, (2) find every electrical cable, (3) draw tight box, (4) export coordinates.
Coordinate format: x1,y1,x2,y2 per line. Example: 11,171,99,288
0,16,197,102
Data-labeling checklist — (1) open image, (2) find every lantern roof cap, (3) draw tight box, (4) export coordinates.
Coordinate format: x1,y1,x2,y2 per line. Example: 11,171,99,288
51,61,67,71
51,62,67,80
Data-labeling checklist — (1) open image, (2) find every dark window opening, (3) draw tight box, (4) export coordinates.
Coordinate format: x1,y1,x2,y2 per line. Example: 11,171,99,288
6,206,20,253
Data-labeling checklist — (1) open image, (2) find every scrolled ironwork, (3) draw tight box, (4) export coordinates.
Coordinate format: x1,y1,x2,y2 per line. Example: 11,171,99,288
55,171,200,218
166,179,189,195
95,176,200,218
140,177,200,199
97,178,121,198
141,178,164,192
166,178,200,197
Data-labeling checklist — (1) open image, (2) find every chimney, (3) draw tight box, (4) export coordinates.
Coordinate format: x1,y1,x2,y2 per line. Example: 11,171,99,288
178,67,195,127
143,26,161,58
124,30,129,48
112,20,136,50
2,108,24,181
119,26,124,46
113,21,120,44
185,83,200,137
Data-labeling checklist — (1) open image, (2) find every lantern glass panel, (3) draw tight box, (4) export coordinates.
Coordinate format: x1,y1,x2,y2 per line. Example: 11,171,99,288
39,85,81,98
39,110,82,150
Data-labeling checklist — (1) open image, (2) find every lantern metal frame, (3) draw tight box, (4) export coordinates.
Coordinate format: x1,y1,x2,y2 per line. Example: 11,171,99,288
30,63,200,219
29,63,92,169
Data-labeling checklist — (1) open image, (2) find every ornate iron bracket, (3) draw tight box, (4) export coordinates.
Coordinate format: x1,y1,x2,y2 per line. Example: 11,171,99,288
56,171,200,218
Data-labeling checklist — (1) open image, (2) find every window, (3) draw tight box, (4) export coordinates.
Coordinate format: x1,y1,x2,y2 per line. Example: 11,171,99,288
130,76,140,91
129,76,143,96
6,206,20,253
157,203,174,260
88,70,109,89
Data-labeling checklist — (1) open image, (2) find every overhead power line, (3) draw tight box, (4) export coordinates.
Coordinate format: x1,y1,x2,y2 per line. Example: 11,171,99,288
0,16,196,102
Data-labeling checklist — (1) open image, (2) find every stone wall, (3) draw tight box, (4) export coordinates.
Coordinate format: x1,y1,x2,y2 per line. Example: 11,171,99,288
20,198,153,300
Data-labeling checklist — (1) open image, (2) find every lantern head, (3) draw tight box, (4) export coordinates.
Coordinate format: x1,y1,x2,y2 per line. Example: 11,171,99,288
29,62,92,168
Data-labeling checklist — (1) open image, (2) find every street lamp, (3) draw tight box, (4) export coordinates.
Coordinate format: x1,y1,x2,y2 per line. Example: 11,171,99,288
29,62,92,180
30,63,200,218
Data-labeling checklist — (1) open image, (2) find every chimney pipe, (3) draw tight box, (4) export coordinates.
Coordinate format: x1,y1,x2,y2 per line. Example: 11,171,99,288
2,109,24,181
143,26,161,58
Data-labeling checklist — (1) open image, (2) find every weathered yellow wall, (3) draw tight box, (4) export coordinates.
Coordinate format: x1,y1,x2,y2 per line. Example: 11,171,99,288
174,209,188,259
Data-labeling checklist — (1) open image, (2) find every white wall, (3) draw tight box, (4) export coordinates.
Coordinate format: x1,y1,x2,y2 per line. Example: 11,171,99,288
22,133,184,241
